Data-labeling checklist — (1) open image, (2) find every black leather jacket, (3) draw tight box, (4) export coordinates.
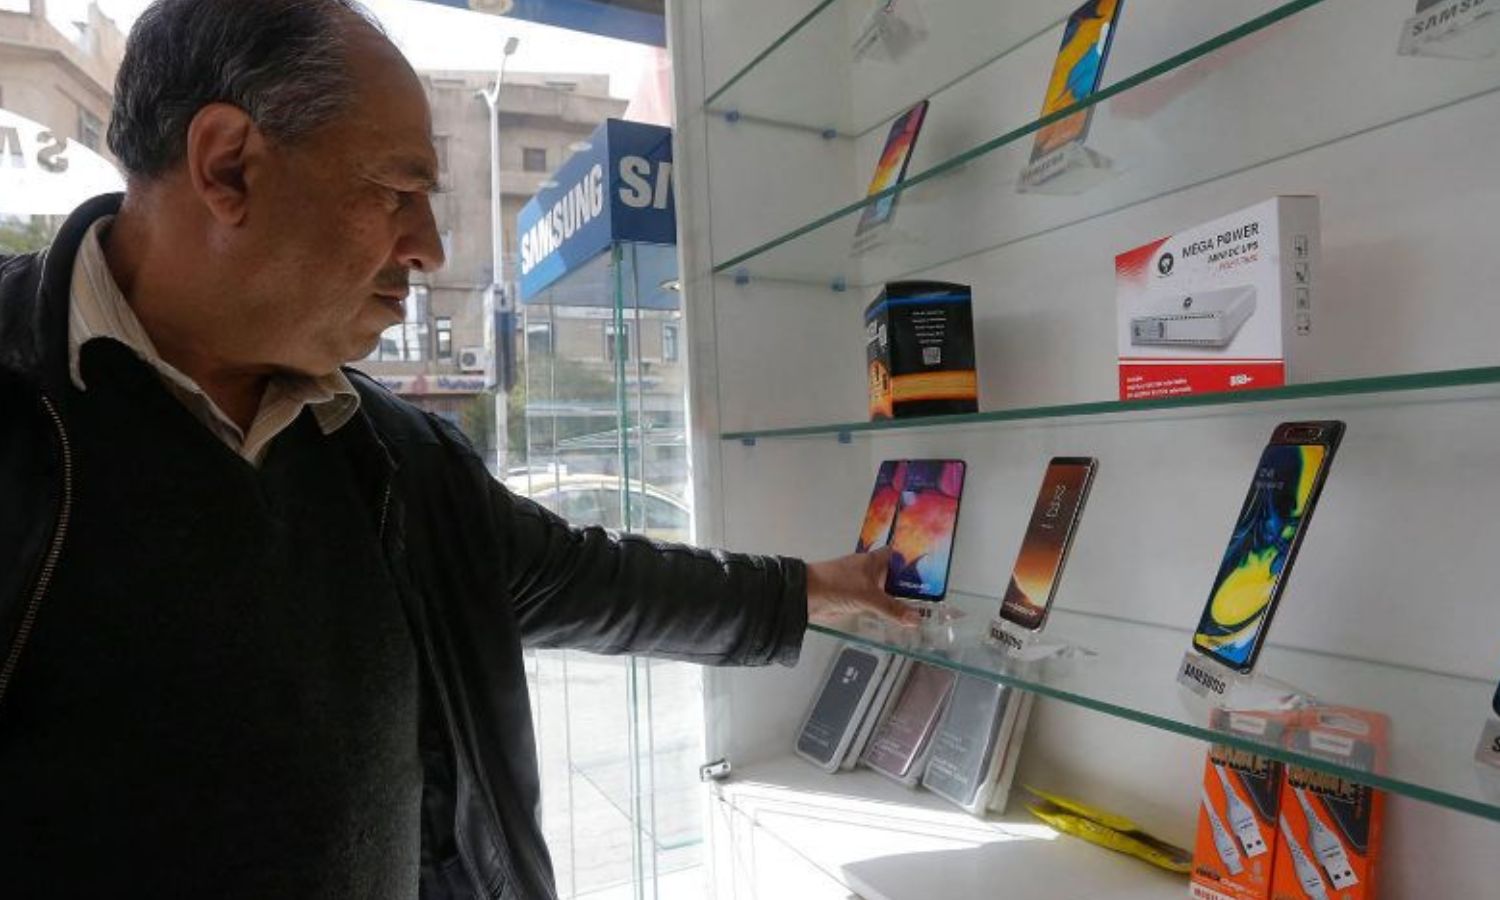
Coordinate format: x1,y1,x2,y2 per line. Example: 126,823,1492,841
0,195,809,899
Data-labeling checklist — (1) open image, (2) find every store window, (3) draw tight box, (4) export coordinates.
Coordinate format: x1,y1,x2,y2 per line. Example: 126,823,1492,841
527,320,553,358
522,146,547,172
662,322,679,363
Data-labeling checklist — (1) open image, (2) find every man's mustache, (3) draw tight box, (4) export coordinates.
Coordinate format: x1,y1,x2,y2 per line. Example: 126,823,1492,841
374,270,410,295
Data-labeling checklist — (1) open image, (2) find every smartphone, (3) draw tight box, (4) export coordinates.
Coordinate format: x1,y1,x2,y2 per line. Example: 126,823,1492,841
884,459,966,601
795,644,890,772
856,460,907,553
1030,0,1124,163
863,662,957,786
999,457,1098,631
855,99,929,238
921,674,1029,815
1193,421,1345,673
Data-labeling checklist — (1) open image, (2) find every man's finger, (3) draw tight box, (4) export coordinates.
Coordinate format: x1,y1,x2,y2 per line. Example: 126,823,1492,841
866,589,921,626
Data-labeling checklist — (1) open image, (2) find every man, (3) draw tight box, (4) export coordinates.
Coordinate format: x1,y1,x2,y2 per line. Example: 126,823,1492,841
0,1,911,897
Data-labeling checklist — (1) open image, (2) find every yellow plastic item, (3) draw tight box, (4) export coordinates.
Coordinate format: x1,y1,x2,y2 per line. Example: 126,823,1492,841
1024,786,1192,875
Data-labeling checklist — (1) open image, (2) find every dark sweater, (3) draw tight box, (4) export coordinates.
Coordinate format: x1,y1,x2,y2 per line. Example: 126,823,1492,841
0,341,421,898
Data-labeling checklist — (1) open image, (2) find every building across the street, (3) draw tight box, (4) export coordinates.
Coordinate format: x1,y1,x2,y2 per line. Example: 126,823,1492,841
0,0,123,162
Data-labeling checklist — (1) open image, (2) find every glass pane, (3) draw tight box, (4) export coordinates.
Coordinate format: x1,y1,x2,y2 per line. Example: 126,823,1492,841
711,0,1500,287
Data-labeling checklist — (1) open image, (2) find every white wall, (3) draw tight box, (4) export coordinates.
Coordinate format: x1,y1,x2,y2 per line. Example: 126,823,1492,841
672,0,1500,897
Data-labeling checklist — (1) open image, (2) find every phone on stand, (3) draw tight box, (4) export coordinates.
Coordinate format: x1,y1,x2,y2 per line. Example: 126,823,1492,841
1031,0,1125,162
1193,421,1344,673
855,100,929,240
885,459,966,602
999,457,1098,631
857,461,906,553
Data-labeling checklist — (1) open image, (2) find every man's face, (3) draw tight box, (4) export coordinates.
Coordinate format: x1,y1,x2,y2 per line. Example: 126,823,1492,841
237,26,445,376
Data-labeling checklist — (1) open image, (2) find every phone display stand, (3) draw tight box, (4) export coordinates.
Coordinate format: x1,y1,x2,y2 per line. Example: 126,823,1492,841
851,219,925,257
851,0,929,64
1017,140,1115,196
985,617,1097,663
1475,718,1500,804
848,603,963,654
1175,650,1318,720
1398,2,1499,60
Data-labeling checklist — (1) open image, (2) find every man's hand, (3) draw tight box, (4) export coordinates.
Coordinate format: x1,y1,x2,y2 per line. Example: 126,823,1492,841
806,548,922,627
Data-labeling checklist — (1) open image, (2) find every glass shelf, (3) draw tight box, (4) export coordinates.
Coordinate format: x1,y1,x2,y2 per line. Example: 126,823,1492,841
710,0,1500,288
812,591,1500,823
720,366,1500,442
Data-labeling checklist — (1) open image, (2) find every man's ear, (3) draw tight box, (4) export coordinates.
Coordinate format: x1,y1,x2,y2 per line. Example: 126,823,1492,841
183,103,260,225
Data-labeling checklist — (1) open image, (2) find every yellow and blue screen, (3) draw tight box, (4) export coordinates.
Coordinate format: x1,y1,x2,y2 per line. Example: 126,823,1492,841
1194,444,1324,668
1031,0,1120,162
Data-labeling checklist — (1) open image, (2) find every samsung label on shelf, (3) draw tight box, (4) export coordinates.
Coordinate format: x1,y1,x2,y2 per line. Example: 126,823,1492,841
516,118,676,301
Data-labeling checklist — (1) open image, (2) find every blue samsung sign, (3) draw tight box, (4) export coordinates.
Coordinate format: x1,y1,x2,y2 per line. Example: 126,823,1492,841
517,119,675,301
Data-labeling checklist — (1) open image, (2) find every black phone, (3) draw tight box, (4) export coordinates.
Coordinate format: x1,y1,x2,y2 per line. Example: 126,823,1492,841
999,457,1098,631
1192,421,1344,673
1492,679,1500,719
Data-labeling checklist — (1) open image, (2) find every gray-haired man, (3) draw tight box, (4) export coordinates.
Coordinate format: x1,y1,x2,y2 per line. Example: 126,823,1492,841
0,2,911,897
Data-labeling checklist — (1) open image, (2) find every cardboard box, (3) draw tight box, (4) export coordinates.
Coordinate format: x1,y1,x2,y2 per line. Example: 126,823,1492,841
1271,708,1388,900
1191,711,1292,900
866,281,978,420
1116,196,1320,401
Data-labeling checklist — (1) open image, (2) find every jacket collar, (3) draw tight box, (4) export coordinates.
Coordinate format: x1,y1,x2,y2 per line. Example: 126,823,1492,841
0,193,124,397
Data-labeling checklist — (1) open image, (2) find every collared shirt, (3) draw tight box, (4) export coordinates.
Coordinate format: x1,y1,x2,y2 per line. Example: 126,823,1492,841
67,217,360,466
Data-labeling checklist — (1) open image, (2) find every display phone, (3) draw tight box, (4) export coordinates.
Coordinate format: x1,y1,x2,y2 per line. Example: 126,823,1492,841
795,644,890,772
857,460,907,553
1193,421,1345,673
1030,0,1124,163
999,457,1098,631
854,99,929,239
885,459,966,601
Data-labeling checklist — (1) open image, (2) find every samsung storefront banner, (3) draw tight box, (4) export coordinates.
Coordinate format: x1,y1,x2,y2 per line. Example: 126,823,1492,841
516,118,675,304
0,108,125,216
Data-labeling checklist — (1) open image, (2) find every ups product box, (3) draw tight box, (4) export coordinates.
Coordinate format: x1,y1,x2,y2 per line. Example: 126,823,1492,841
1115,196,1321,401
1191,710,1293,900
1271,708,1388,900
866,281,978,420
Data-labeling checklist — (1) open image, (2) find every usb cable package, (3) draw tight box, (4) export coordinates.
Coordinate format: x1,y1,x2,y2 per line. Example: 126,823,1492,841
1191,711,1291,900
1271,708,1388,900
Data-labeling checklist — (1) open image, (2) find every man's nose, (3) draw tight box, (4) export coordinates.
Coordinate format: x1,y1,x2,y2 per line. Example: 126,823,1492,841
399,194,447,274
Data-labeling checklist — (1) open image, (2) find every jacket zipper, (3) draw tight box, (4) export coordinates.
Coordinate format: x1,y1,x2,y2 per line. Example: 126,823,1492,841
0,394,73,709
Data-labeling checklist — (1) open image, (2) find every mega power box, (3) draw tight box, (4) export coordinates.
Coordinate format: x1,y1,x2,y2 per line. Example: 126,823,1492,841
1115,197,1321,401
866,281,978,420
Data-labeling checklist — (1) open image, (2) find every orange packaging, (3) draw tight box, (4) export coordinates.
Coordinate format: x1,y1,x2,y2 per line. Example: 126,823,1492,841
1271,708,1388,900
1191,711,1292,900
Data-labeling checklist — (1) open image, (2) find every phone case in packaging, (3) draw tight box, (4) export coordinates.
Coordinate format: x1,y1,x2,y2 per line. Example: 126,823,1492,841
921,674,1031,815
843,656,912,770
794,645,890,772
862,662,957,786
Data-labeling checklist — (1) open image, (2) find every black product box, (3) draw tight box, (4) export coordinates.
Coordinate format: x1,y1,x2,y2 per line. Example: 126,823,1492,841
865,281,978,420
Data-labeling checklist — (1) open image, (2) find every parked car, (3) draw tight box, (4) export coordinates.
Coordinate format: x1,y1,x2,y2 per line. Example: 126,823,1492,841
504,473,691,542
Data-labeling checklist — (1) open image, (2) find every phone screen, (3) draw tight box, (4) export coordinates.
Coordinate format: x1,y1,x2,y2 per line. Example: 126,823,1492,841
857,461,906,553
1030,0,1123,162
1194,442,1329,670
885,460,965,600
1000,458,1096,630
856,100,928,236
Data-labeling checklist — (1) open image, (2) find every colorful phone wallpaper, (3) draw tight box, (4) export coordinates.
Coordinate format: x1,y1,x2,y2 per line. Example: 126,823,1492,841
1000,461,1092,629
1194,444,1326,668
857,100,928,235
1031,0,1121,162
857,461,907,553
886,460,965,599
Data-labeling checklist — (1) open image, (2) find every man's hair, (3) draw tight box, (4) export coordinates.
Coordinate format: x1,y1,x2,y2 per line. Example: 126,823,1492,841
107,0,381,178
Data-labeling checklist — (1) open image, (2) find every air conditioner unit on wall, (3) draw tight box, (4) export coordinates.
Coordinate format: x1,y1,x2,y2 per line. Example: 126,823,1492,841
459,347,485,373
